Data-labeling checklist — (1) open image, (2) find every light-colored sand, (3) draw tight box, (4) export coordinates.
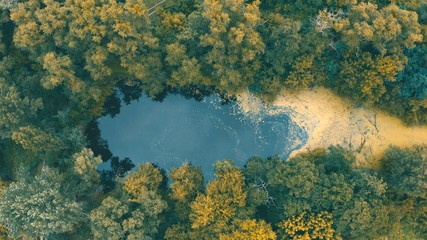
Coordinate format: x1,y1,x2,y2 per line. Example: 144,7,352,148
237,87,427,166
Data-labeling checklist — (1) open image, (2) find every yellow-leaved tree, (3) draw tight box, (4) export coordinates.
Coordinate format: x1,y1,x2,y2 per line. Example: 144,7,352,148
278,211,336,240
169,162,204,220
190,160,252,238
220,219,276,240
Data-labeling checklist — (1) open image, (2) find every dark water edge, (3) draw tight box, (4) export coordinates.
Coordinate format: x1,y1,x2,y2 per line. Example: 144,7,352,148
99,94,307,179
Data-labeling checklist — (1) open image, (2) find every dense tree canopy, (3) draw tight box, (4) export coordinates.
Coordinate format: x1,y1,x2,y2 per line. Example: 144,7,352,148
381,145,427,199
0,0,426,239
0,167,84,239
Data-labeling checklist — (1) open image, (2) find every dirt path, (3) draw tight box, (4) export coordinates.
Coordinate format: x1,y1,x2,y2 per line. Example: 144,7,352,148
238,87,427,165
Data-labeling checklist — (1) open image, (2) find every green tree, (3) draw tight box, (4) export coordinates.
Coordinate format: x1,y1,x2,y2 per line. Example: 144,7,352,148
269,153,321,218
380,145,427,199
11,125,62,153
90,196,128,240
243,155,282,207
250,147,400,239
0,167,84,239
9,0,165,116
398,45,427,99
71,147,102,194
122,163,168,239
336,3,423,57
91,163,168,240
0,181,11,240
313,146,355,174
0,0,17,9
164,223,191,240
335,53,404,105
379,146,427,238
0,77,43,139
90,193,167,240
251,14,302,98
168,0,265,94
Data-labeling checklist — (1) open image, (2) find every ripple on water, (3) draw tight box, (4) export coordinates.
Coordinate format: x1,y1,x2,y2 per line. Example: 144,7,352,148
99,94,307,179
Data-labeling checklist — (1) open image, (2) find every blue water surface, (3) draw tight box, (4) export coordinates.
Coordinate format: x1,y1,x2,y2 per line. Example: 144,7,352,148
99,94,300,179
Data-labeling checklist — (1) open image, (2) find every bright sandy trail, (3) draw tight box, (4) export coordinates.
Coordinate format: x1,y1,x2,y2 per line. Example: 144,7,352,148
238,87,427,166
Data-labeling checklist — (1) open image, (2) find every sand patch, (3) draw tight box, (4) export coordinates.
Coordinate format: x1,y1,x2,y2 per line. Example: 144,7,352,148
237,87,427,165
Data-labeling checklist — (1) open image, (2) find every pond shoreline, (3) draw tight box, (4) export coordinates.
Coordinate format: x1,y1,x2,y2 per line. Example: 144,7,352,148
238,87,427,167
99,93,296,179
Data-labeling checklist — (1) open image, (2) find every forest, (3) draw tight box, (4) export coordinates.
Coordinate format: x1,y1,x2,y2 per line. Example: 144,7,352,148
0,0,426,239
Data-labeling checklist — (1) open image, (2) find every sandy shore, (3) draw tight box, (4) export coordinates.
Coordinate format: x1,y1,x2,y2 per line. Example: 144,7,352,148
238,87,427,166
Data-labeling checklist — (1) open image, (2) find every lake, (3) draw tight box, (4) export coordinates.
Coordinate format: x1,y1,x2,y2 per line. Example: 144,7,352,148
99,94,305,179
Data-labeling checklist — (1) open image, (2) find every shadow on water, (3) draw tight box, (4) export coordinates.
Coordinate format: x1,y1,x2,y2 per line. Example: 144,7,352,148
99,94,305,179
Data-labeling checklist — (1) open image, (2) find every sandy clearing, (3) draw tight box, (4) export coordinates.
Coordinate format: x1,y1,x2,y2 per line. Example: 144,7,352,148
237,87,427,166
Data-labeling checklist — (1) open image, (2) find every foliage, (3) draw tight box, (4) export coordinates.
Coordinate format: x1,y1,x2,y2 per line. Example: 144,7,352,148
123,163,164,198
90,196,128,240
190,160,251,238
220,219,276,240
0,77,43,139
99,156,135,193
90,193,167,240
342,3,422,56
397,44,427,100
278,211,335,239
73,147,102,186
0,167,84,239
170,162,203,203
169,162,204,220
335,53,404,105
0,0,426,238
380,145,427,199
90,163,167,240
243,146,403,239
0,0,17,9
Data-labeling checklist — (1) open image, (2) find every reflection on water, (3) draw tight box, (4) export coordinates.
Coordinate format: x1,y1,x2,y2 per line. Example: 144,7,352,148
99,94,303,179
